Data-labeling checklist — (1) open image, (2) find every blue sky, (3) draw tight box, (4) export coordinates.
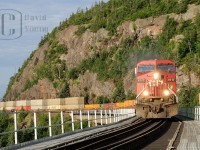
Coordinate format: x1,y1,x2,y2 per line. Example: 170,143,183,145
0,0,108,99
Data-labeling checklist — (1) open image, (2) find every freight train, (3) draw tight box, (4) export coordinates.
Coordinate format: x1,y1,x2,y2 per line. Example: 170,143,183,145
135,60,178,118
0,97,135,111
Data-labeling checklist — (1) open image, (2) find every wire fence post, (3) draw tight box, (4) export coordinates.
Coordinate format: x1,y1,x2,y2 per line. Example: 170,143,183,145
80,110,83,129
14,111,17,144
100,109,103,125
125,109,127,118
131,108,133,117
61,110,64,134
116,109,118,122
109,109,112,123
33,112,37,140
121,108,123,120
123,109,125,119
94,109,97,126
71,110,74,131
48,111,52,137
118,109,120,121
120,108,122,121
105,109,108,124
126,109,128,119
87,110,90,128
114,109,116,122
117,109,119,121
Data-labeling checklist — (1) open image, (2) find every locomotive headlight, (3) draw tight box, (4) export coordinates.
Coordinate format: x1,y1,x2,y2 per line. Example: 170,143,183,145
153,72,159,79
143,90,149,96
163,90,170,96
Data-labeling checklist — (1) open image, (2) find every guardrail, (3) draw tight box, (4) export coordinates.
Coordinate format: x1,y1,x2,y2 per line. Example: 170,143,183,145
0,108,135,147
178,106,200,120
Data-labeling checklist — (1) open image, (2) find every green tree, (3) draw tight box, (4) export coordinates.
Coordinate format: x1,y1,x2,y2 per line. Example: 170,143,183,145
111,82,126,102
96,96,110,104
37,113,48,139
59,83,70,98
52,113,61,136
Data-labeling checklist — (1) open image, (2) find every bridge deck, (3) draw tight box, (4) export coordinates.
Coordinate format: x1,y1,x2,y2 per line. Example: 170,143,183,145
4,117,138,150
177,117,200,150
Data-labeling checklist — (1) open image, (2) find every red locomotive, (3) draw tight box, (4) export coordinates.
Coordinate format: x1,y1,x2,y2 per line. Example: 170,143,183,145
135,59,177,118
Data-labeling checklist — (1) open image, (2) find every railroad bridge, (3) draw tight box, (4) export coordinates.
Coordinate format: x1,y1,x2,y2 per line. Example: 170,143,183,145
0,98,200,149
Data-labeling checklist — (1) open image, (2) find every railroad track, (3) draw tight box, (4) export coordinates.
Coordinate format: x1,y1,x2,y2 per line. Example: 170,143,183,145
107,119,169,150
47,117,181,150
46,117,145,150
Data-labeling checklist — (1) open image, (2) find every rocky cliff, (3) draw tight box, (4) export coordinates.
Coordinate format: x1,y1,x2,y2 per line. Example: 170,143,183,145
4,1,200,105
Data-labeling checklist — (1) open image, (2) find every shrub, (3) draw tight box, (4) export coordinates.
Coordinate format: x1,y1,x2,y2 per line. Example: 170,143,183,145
37,113,49,138
178,87,200,107
52,113,61,136
96,96,110,104
75,26,87,36
68,68,80,80
111,81,126,102
126,91,136,100
59,83,70,98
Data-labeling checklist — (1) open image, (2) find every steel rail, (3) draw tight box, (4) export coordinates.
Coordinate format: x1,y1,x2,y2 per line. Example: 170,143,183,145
74,120,152,150
107,120,169,150
45,117,144,150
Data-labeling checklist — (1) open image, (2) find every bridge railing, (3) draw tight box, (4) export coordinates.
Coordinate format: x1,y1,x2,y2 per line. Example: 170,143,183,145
178,106,200,120
0,108,135,147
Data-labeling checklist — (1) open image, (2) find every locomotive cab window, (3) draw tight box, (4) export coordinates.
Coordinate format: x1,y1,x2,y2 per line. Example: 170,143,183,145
138,65,155,72
157,64,174,72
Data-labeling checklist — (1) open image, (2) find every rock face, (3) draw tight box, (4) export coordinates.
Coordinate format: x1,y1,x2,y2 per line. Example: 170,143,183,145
6,43,49,101
18,79,57,100
59,27,109,69
176,67,200,91
123,70,136,95
4,4,200,101
135,15,166,38
69,71,115,99
179,4,200,20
